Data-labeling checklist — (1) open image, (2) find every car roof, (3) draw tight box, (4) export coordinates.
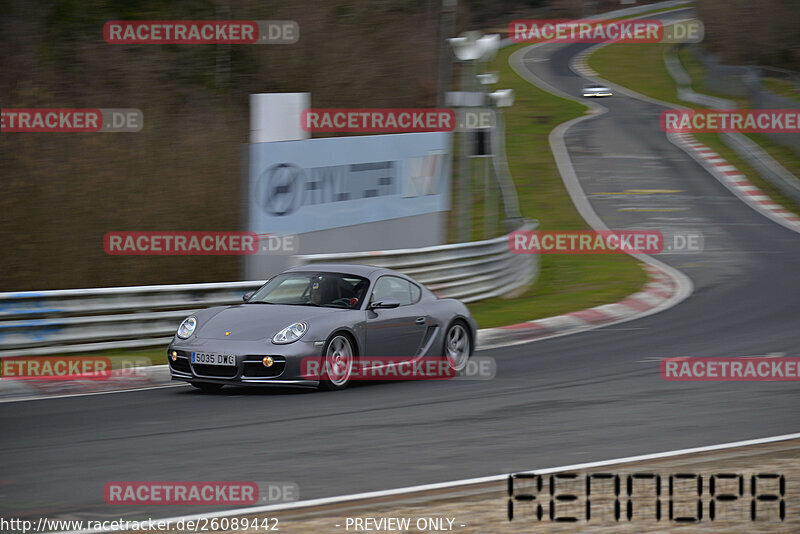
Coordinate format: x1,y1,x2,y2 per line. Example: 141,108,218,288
283,263,387,277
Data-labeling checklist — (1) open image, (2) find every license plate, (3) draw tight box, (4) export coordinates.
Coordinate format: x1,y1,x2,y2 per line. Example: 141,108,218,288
191,352,236,366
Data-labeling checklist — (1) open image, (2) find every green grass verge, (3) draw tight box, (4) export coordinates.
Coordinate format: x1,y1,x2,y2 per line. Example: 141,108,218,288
588,40,800,215
589,42,683,106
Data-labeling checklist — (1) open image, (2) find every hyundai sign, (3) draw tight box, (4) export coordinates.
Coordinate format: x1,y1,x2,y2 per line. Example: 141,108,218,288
248,132,451,234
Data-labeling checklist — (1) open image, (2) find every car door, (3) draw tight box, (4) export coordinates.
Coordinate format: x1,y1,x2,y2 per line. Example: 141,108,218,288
364,275,428,358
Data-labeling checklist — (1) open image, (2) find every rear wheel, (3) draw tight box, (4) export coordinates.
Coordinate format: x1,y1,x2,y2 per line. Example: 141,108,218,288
443,321,471,373
191,382,223,394
318,333,354,391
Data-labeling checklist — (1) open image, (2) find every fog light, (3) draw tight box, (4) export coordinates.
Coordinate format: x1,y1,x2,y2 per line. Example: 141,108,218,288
262,356,274,367
171,351,178,361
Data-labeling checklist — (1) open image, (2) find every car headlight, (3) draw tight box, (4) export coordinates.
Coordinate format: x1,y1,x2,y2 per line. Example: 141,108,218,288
272,322,308,344
177,316,197,339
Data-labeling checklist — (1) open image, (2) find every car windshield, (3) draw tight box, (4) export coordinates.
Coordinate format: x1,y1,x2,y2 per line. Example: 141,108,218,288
246,271,369,309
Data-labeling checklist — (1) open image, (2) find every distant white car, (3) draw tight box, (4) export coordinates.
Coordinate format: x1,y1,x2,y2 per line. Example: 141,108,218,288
582,84,613,97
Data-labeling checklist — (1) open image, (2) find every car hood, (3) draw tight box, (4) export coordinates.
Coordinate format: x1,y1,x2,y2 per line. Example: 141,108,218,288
195,304,337,341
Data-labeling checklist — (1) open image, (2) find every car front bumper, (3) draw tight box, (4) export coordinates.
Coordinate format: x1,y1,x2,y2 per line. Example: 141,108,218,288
167,337,323,388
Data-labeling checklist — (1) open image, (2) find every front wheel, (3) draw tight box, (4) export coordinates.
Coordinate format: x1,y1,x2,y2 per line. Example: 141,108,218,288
443,321,471,373
317,333,355,391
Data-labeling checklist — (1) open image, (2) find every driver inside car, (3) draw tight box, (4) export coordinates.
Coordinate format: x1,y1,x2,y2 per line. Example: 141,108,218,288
309,275,363,308
309,276,337,306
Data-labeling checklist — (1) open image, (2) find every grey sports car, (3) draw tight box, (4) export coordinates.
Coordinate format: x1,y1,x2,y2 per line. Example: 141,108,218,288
167,263,477,392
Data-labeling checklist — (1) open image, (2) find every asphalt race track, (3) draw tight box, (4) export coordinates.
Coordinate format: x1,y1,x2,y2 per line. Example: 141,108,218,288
2,9,799,524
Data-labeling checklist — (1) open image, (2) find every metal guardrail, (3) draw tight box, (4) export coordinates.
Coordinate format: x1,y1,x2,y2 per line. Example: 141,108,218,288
0,221,538,357
0,281,266,357
291,220,538,303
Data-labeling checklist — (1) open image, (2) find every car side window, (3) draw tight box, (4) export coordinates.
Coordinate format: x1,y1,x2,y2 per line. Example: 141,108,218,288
409,283,421,303
371,276,420,306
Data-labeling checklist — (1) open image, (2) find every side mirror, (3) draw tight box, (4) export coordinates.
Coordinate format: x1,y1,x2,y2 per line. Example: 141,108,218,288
243,292,254,302
370,298,400,309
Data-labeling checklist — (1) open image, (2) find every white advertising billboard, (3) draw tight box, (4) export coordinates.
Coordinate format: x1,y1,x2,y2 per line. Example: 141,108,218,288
248,132,452,235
